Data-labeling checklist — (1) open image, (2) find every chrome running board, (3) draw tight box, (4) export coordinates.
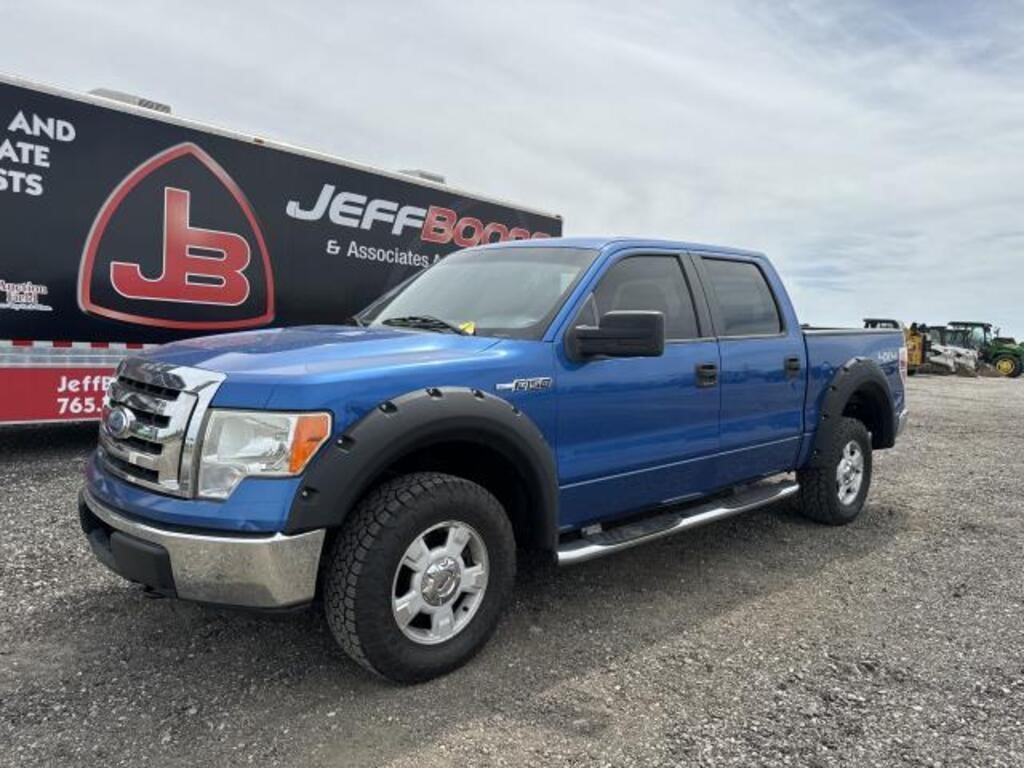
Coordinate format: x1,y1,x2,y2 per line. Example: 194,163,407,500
557,479,800,566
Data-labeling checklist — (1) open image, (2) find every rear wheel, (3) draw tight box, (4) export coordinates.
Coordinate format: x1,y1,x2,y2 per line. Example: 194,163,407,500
797,417,872,525
992,355,1022,377
323,472,515,683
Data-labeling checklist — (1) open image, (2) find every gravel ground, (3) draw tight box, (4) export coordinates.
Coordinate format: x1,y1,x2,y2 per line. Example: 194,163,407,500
1,375,1022,767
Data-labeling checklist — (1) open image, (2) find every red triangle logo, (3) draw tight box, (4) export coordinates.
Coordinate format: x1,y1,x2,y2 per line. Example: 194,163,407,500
78,142,275,330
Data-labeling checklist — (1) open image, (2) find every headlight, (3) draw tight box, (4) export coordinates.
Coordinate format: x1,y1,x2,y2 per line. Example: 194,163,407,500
197,410,331,499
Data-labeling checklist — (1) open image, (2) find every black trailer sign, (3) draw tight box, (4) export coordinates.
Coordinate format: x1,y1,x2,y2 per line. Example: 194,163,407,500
0,77,560,343
0,76,561,423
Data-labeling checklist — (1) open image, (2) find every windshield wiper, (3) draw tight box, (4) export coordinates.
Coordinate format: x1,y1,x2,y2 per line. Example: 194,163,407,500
381,315,467,335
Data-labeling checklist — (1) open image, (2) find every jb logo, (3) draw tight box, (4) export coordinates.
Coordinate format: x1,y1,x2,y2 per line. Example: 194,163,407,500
111,187,251,306
78,143,274,330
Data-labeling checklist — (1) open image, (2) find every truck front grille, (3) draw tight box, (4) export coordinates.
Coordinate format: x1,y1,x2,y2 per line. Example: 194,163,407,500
97,358,225,497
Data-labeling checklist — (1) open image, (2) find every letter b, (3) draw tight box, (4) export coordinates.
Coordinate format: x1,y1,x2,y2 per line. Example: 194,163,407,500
421,206,457,244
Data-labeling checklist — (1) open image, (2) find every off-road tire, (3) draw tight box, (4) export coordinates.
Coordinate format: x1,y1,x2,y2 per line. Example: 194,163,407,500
991,354,1022,377
323,472,515,683
797,417,872,525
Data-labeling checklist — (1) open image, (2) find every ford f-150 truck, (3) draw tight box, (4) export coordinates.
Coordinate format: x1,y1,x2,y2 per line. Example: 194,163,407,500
79,237,908,682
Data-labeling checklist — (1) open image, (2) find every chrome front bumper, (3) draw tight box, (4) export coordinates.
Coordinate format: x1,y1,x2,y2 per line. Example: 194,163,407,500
80,490,325,609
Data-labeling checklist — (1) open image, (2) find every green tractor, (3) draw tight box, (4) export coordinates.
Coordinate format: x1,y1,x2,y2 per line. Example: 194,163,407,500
947,321,1024,377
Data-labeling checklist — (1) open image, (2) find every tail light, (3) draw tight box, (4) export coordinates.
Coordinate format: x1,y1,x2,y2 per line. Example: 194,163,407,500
898,346,908,386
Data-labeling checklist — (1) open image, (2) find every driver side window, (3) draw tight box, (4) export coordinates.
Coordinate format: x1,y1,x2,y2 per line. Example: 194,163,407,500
583,255,701,340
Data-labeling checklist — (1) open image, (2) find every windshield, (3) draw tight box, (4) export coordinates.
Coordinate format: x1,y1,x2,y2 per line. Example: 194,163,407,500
358,247,598,339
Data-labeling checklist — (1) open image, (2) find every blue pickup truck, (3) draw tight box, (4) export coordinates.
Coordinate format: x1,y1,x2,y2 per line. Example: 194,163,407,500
80,237,908,682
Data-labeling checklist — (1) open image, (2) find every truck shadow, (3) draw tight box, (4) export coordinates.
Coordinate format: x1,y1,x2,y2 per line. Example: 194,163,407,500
10,474,910,766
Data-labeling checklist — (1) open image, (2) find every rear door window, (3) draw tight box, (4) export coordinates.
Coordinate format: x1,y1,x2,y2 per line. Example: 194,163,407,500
701,258,782,336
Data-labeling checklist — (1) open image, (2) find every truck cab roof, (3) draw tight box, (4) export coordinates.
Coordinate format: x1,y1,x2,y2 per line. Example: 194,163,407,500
477,236,765,259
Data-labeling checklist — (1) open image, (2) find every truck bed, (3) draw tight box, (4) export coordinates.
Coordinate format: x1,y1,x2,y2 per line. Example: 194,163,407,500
801,327,906,460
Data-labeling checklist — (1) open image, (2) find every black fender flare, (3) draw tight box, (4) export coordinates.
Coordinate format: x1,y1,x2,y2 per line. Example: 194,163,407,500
811,357,897,457
284,386,560,549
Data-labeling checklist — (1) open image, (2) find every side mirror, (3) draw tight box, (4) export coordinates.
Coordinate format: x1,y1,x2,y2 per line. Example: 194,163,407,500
567,311,666,360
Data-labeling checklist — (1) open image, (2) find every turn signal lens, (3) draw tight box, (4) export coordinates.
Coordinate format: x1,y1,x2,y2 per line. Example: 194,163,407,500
289,413,331,473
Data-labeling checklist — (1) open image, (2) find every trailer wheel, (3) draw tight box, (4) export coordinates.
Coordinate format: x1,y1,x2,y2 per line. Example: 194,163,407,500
323,472,515,683
797,417,872,525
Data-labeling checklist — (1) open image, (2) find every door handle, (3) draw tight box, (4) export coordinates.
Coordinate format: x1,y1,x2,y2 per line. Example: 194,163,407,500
785,356,802,378
696,362,719,388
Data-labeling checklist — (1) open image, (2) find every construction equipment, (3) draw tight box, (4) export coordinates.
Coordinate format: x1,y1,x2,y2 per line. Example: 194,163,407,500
919,325,979,374
947,322,1023,377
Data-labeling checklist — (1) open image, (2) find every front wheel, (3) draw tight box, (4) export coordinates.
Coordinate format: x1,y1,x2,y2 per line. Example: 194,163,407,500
323,472,516,683
797,417,873,525
992,355,1023,378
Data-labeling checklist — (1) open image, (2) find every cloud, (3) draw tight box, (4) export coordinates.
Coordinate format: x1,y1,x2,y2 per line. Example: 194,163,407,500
3,0,1023,332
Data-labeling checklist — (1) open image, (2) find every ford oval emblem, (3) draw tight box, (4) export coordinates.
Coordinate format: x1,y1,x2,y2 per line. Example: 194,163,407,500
105,406,133,438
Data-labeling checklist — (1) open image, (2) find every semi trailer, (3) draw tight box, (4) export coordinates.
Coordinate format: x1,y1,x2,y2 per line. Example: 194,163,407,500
0,74,561,424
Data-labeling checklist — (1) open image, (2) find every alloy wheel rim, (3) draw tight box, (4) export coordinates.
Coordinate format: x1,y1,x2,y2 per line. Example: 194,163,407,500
391,520,489,645
836,440,865,505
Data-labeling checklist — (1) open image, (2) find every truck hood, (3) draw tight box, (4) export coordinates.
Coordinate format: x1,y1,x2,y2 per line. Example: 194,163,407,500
141,325,501,378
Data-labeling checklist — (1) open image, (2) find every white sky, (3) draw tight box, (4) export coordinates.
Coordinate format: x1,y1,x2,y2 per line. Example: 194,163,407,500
4,0,1024,332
